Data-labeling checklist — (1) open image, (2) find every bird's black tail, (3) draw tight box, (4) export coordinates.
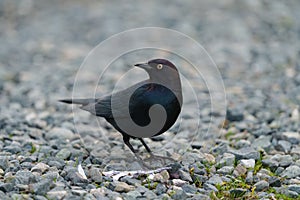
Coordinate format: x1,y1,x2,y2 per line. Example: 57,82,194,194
59,98,96,105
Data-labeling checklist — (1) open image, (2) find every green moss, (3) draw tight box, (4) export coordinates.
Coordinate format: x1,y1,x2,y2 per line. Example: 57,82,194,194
30,143,37,154
253,150,264,174
225,131,235,140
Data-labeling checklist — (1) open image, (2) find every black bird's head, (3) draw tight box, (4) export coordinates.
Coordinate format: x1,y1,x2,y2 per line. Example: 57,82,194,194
134,59,181,91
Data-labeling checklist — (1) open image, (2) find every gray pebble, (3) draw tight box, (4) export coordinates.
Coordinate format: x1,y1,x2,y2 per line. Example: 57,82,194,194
0,183,14,193
170,189,188,200
29,179,53,195
89,167,103,183
268,176,281,187
251,136,272,152
181,183,197,194
179,169,192,182
114,182,134,192
46,127,74,140
245,171,253,184
124,190,142,200
154,183,167,195
275,140,292,153
217,166,234,175
254,180,269,192
217,153,235,167
31,162,49,174
239,159,255,168
233,164,247,177
229,147,260,160
65,169,88,185
207,174,223,185
229,188,247,198
15,170,38,185
282,165,300,178
56,148,72,160
282,132,300,144
203,183,218,192
46,190,68,200
288,184,300,194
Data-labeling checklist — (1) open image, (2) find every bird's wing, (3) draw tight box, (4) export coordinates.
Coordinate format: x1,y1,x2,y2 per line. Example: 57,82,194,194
80,80,149,119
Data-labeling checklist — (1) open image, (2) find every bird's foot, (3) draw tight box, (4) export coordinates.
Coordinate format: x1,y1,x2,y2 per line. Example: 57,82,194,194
133,153,152,169
143,153,176,168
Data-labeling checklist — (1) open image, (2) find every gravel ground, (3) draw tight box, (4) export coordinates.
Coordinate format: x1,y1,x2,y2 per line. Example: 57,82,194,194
1,0,300,199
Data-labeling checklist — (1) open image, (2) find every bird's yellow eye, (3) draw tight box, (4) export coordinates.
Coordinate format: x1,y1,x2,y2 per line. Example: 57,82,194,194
157,64,163,70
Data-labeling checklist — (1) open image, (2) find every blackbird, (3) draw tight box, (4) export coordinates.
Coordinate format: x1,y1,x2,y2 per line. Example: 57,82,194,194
60,58,182,155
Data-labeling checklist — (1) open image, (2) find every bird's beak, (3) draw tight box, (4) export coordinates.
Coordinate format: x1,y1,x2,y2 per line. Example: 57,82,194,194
134,63,152,70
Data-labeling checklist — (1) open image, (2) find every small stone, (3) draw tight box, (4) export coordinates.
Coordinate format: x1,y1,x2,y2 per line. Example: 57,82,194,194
143,190,157,199
159,170,170,182
268,176,281,187
252,136,272,151
240,159,255,168
181,184,197,194
282,165,300,178
282,132,300,144
89,167,102,183
276,140,291,153
0,183,14,192
72,189,87,196
288,184,300,194
245,171,253,184
254,180,269,192
46,127,74,140
56,148,71,160
125,190,142,200
203,183,218,192
190,194,210,200
234,139,251,149
207,175,223,185
227,108,244,122
179,170,192,182
15,170,37,185
120,177,140,186
172,179,187,187
229,147,260,160
217,166,234,175
170,189,188,200
252,126,272,137
31,163,49,174
3,145,22,154
233,164,247,177
44,157,65,170
268,154,293,167
0,168,4,176
114,182,134,192
65,169,88,185
229,188,247,198
46,190,67,200
275,167,284,175
191,174,207,185
16,184,29,191
211,143,229,155
217,153,235,167
0,156,9,169
291,147,300,155
29,179,53,195
204,153,215,164
154,183,167,195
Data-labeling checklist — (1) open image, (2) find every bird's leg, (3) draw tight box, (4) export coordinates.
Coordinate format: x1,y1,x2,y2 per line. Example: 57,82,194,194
123,136,151,169
139,138,152,153
123,135,137,154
